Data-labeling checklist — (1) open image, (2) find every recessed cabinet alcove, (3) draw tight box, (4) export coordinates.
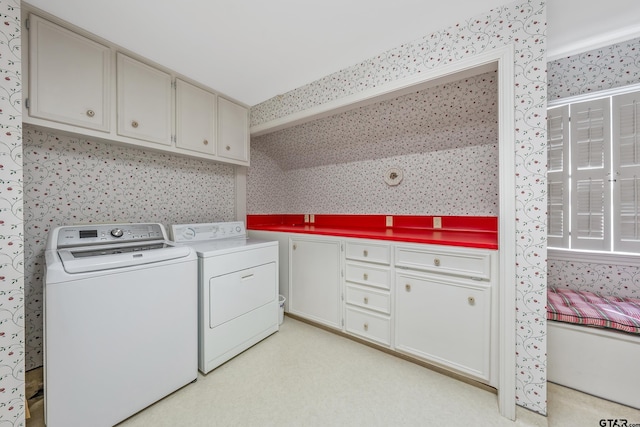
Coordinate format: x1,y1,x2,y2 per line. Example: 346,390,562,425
248,47,517,418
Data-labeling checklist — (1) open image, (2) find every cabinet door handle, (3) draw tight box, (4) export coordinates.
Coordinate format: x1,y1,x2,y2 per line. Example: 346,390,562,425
131,120,139,128
226,145,231,151
292,244,297,250
363,323,369,332
363,297,369,304
363,250,368,257
203,139,209,145
434,258,441,267
86,109,95,118
468,296,475,305
363,273,368,281
405,284,411,292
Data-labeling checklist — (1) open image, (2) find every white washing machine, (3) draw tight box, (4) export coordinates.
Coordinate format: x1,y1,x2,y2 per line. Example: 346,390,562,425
171,221,279,374
44,223,197,427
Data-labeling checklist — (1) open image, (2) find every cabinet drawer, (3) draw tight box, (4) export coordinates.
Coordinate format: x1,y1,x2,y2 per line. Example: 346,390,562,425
345,262,391,290
345,284,390,314
345,241,390,264
345,307,391,346
395,245,492,280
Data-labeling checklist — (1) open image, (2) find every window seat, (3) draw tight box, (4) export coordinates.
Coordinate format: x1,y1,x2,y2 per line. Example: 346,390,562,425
547,287,640,334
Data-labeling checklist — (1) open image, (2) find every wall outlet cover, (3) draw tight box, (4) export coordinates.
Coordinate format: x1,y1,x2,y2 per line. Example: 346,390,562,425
310,214,315,223
304,214,309,223
433,217,442,228
386,216,393,227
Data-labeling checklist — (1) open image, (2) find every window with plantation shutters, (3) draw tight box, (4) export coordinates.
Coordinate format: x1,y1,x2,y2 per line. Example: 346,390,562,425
547,87,640,255
613,91,640,252
570,98,611,251
547,105,569,248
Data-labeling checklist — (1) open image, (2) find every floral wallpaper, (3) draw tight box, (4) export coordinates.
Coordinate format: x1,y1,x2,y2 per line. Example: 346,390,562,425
23,126,237,370
249,0,548,415
548,36,640,100
0,0,25,425
249,72,499,215
249,144,499,215
547,35,640,299
252,72,498,170
548,259,640,299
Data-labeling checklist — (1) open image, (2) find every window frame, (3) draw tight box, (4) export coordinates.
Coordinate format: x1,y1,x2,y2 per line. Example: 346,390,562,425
547,82,640,258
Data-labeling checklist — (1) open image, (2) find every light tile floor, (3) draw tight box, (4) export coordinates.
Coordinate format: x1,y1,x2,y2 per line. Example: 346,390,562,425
27,317,640,426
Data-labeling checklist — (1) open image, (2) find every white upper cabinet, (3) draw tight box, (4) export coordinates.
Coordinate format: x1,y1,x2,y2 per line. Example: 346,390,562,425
175,79,216,155
28,14,110,132
217,97,249,162
117,53,172,146
23,10,249,166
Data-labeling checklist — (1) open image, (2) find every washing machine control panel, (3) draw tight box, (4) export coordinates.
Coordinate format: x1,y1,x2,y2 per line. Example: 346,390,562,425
171,221,246,242
56,223,166,248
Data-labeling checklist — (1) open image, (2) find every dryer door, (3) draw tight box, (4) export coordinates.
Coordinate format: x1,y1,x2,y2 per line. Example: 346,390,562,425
209,262,276,328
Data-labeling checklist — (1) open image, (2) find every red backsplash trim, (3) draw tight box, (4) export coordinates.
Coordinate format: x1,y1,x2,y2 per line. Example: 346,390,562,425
247,214,497,233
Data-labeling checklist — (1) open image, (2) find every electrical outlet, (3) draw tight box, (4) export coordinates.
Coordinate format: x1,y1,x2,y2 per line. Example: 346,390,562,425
310,214,315,223
386,216,393,227
304,214,309,223
433,217,442,229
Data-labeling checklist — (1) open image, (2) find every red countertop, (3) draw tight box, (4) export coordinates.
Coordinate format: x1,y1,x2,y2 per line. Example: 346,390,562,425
247,214,498,250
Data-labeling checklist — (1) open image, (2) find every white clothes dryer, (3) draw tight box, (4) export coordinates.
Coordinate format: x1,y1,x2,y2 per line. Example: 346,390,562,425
171,221,279,374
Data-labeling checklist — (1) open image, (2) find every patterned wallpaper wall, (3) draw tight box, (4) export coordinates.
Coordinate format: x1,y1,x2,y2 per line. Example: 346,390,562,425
0,0,25,425
249,144,499,215
548,259,640,299
249,0,548,415
548,36,640,100
252,72,498,170
547,35,640,298
249,72,499,215
23,126,237,370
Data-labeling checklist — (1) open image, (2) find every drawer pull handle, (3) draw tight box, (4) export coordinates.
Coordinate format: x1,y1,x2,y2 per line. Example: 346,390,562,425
241,274,254,280
226,145,231,151
292,244,297,250
434,258,441,267
363,250,368,257
131,120,139,128
364,297,369,304
363,323,369,332
468,296,475,305
203,139,209,145
363,273,368,280
86,109,95,118
405,284,411,292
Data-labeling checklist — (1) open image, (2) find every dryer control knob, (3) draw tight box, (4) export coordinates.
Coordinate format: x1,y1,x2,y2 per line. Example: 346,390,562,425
110,228,124,238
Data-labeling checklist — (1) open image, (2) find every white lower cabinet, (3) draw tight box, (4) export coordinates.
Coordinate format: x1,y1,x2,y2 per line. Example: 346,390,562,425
395,271,492,381
289,236,342,329
345,306,391,346
344,241,392,346
283,233,497,386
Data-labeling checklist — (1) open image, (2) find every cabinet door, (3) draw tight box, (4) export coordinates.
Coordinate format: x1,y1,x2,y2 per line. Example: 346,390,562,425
289,237,341,329
395,272,491,381
28,14,110,131
217,97,248,162
175,79,216,155
117,53,172,145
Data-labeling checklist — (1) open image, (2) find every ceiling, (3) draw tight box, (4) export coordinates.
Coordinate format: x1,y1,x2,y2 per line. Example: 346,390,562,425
25,0,640,107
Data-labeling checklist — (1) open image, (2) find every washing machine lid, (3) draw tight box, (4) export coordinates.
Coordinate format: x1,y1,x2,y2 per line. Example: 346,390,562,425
57,241,192,273
49,223,192,274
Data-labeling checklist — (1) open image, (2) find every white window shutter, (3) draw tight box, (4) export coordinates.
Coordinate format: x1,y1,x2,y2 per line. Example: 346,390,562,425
547,105,569,247
612,90,640,252
570,98,611,251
